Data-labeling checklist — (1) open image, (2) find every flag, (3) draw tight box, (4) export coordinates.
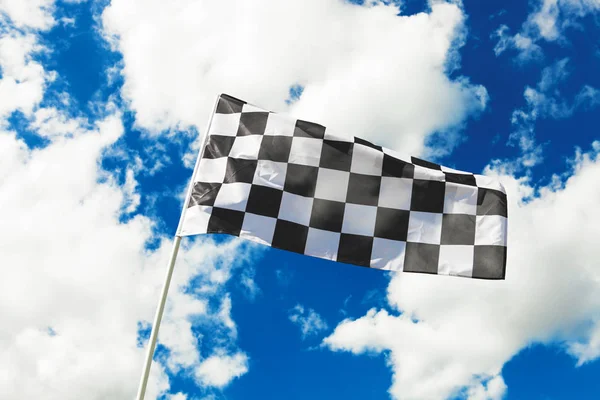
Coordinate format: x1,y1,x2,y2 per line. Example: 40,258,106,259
178,94,508,279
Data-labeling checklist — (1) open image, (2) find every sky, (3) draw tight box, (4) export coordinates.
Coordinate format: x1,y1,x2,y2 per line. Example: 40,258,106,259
1,0,600,399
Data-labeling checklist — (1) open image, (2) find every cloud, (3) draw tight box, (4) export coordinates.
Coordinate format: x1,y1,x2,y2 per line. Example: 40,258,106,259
0,0,56,30
492,0,600,61
101,0,487,157
195,352,249,388
505,58,600,169
0,31,51,119
0,7,253,400
324,141,600,399
289,305,329,339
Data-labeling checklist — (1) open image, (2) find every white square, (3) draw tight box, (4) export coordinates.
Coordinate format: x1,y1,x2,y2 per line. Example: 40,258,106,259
441,165,470,174
305,228,341,261
475,174,506,192
475,215,508,246
350,144,383,176
438,245,474,277
378,177,412,210
264,112,295,137
229,135,262,160
443,184,478,215
314,168,350,202
242,103,266,113
214,182,251,212
178,205,212,236
371,238,406,271
407,211,442,244
342,203,377,236
210,113,241,137
253,160,287,190
413,165,445,181
289,137,323,167
324,128,352,142
240,213,277,246
278,192,313,226
195,158,227,183
382,147,411,163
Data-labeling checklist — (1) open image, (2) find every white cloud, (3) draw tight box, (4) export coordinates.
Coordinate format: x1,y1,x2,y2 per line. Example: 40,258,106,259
0,9,253,400
101,0,487,157
324,141,600,399
492,25,543,63
506,58,600,169
0,32,51,120
289,304,329,339
195,352,249,388
0,0,56,30
493,0,600,60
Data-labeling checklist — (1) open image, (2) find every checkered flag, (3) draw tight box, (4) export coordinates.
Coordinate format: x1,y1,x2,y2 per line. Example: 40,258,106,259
178,94,508,279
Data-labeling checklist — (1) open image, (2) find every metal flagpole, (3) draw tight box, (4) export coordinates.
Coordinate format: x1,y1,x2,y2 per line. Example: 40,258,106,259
134,94,221,400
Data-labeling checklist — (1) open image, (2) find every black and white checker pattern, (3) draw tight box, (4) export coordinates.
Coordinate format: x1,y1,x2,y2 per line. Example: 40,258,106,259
179,94,508,280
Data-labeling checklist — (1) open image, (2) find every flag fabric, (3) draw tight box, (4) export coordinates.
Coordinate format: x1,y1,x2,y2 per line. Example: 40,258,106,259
178,94,508,279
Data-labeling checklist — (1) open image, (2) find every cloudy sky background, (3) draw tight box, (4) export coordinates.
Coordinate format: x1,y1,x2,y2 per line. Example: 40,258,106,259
1,0,600,399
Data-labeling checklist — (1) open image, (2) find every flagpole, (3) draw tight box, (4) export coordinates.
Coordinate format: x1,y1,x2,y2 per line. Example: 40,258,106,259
135,235,181,400
134,94,221,400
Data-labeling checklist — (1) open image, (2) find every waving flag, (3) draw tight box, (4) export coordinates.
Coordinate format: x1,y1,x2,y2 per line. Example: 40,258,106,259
178,94,508,279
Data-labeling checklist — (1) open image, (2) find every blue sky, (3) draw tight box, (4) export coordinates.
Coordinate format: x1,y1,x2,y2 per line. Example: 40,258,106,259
1,1,600,399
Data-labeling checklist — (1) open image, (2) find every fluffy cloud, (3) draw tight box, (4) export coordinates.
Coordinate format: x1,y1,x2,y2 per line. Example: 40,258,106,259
289,304,329,339
0,7,252,400
324,141,600,399
0,31,51,119
101,0,487,157
493,0,600,60
506,58,600,168
195,352,249,388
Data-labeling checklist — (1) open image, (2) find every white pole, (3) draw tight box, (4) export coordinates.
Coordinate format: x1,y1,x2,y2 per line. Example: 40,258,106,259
135,235,181,400
134,94,221,400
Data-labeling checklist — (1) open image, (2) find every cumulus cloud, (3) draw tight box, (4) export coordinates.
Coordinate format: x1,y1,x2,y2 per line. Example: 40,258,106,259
493,0,600,60
324,141,600,399
0,5,253,400
0,31,52,119
289,304,329,339
195,352,249,388
506,58,600,168
101,0,487,157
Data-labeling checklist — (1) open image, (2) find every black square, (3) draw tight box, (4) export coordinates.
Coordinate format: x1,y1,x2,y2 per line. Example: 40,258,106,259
246,185,282,218
445,172,476,186
473,245,507,279
354,136,382,151
410,180,445,213
237,112,269,136
337,234,373,267
411,157,441,170
284,163,319,197
224,158,258,184
207,207,245,236
477,188,507,217
383,153,414,178
403,242,440,275
272,220,309,254
203,135,235,159
441,214,476,245
319,140,353,172
216,94,244,114
374,207,409,241
188,182,221,207
294,120,326,139
258,136,293,162
346,173,381,206
309,199,345,232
